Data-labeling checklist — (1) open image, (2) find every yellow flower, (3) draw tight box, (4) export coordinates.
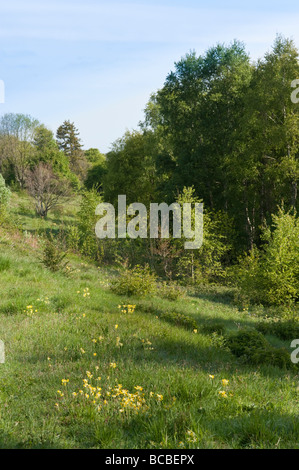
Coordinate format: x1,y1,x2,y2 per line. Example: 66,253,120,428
110,362,117,369
209,375,215,379
115,324,119,329
221,379,229,387
218,390,227,398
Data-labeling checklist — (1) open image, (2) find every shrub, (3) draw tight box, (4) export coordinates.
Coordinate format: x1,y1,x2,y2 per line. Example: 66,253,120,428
0,174,11,219
157,282,185,301
77,188,102,259
158,311,198,331
225,328,295,370
201,322,226,336
235,208,299,306
110,265,157,296
256,320,299,340
41,235,68,272
250,346,292,369
225,328,269,358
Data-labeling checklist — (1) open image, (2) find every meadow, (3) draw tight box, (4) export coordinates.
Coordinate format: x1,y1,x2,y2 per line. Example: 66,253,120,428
0,193,297,449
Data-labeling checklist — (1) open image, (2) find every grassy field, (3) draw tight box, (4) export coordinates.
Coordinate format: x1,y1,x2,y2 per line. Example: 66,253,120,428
0,193,298,449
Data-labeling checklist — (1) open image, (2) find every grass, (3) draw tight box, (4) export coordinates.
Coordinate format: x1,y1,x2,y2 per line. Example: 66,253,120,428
0,193,298,449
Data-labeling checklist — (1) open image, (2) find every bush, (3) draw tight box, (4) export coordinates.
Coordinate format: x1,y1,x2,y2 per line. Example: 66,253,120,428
157,282,185,301
235,208,299,306
256,320,299,340
77,188,102,259
225,328,295,369
201,322,226,336
250,346,292,369
225,328,269,358
0,174,11,219
110,265,157,296
158,311,198,331
41,236,68,272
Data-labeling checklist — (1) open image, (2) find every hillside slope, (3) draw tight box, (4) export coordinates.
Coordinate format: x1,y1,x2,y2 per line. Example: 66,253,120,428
0,195,298,449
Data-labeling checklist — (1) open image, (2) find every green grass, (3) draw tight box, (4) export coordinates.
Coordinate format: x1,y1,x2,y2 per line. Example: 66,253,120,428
0,194,298,449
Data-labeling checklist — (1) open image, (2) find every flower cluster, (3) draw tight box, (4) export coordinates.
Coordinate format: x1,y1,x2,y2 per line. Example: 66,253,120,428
36,296,50,305
56,368,168,416
77,288,90,298
24,305,38,317
118,304,136,314
209,374,233,399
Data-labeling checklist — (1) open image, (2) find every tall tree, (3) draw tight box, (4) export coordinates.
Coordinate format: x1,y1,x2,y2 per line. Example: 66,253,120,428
0,113,40,187
56,120,88,181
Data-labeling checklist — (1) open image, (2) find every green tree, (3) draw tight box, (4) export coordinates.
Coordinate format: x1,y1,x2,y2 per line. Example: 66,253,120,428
0,113,40,187
103,130,157,207
56,120,88,181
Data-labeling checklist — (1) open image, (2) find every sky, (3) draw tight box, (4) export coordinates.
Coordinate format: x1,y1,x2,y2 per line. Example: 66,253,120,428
1,0,299,153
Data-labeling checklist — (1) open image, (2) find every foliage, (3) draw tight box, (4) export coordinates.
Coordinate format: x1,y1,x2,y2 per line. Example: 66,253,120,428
157,282,185,301
0,174,11,218
110,264,157,296
76,188,103,258
25,162,71,217
256,319,299,340
157,311,198,331
235,208,299,306
41,235,69,272
201,322,226,336
225,328,295,369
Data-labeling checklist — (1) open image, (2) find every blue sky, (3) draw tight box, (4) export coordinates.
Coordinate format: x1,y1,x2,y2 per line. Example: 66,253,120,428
1,0,299,152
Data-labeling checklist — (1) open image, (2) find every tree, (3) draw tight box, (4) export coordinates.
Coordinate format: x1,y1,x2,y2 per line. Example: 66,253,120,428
227,35,299,250
33,125,80,187
104,130,157,207
56,120,88,180
0,113,40,187
85,148,106,165
25,162,71,217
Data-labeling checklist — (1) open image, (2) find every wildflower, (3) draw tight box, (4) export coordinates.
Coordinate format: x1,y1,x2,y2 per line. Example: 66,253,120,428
209,375,215,379
110,362,117,369
218,390,227,398
221,379,229,387
80,348,85,354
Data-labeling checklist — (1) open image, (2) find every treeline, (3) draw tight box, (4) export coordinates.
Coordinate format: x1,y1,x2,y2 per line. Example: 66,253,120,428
0,35,298,306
